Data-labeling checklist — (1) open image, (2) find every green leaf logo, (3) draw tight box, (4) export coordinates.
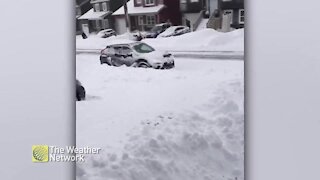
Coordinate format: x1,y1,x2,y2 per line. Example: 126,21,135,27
32,145,48,162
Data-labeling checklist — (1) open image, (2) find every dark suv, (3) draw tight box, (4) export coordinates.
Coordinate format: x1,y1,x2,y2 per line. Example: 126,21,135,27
145,23,171,38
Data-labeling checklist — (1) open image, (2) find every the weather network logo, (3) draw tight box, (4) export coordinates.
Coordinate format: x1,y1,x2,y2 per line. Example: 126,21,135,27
32,145,49,162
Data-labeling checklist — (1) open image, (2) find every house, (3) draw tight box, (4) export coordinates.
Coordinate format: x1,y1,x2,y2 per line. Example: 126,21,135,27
78,0,123,34
76,0,91,34
112,0,181,34
179,0,207,31
206,0,244,31
219,0,244,29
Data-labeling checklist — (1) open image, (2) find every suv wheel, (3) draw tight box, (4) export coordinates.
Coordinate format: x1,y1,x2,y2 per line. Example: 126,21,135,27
137,60,151,68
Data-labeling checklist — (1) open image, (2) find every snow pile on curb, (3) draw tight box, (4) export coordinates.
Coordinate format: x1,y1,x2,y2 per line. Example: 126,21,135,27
143,28,244,52
76,28,244,52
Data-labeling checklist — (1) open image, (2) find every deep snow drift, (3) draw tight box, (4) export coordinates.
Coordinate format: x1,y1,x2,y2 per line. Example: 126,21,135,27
76,28,244,52
144,29,244,52
76,55,244,180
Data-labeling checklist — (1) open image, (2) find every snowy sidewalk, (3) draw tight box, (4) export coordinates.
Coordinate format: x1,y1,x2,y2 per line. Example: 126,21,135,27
76,49,244,60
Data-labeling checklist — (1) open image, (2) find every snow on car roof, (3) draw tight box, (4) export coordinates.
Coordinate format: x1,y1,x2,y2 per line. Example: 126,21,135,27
112,0,165,15
158,26,188,37
98,29,114,33
165,26,186,30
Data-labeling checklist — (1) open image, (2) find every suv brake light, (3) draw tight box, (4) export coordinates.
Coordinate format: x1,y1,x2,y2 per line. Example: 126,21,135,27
101,49,107,55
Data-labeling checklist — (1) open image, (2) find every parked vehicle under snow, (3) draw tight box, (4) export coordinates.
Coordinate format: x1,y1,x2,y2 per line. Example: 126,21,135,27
97,29,116,38
157,26,191,38
100,42,174,69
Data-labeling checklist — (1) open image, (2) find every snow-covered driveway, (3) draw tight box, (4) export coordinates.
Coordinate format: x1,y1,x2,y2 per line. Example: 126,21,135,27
76,54,244,180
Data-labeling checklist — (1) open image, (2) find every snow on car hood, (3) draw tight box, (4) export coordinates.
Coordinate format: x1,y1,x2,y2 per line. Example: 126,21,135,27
139,51,168,64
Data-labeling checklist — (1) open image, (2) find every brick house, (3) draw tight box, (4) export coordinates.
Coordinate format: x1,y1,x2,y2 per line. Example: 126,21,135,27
112,0,181,34
78,0,123,34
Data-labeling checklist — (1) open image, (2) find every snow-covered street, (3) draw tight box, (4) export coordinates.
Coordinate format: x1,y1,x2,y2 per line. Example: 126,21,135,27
76,54,244,180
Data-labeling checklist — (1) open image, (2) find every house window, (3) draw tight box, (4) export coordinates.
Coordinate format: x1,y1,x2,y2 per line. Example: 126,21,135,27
94,3,100,12
223,9,233,24
239,9,244,24
145,0,155,6
136,0,142,4
102,2,109,11
138,15,156,25
146,15,156,25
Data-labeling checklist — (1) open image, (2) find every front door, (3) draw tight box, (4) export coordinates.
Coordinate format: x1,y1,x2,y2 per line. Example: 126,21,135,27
82,23,89,36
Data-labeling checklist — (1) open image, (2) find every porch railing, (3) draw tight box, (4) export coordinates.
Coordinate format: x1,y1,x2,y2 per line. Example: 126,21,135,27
192,10,205,31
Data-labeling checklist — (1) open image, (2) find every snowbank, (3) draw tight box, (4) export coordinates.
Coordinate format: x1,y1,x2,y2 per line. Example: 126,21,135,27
143,28,244,52
76,28,244,52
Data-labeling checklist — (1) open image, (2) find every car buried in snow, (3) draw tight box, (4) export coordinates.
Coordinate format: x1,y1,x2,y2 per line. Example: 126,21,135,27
97,29,116,38
144,23,171,38
157,26,191,38
100,42,174,69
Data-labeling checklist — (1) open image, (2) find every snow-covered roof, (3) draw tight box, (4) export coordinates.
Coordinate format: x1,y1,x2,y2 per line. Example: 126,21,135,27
112,0,165,16
78,9,112,20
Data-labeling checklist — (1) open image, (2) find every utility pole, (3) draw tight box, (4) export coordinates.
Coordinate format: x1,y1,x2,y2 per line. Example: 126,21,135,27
123,0,130,33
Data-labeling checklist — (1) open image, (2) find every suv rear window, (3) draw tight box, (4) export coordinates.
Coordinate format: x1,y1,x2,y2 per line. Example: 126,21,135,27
121,46,133,55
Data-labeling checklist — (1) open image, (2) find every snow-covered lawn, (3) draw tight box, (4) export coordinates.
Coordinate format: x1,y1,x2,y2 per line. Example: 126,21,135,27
76,54,244,180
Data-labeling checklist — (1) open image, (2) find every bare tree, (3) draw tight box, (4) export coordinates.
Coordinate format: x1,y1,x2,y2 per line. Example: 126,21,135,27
123,0,130,33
